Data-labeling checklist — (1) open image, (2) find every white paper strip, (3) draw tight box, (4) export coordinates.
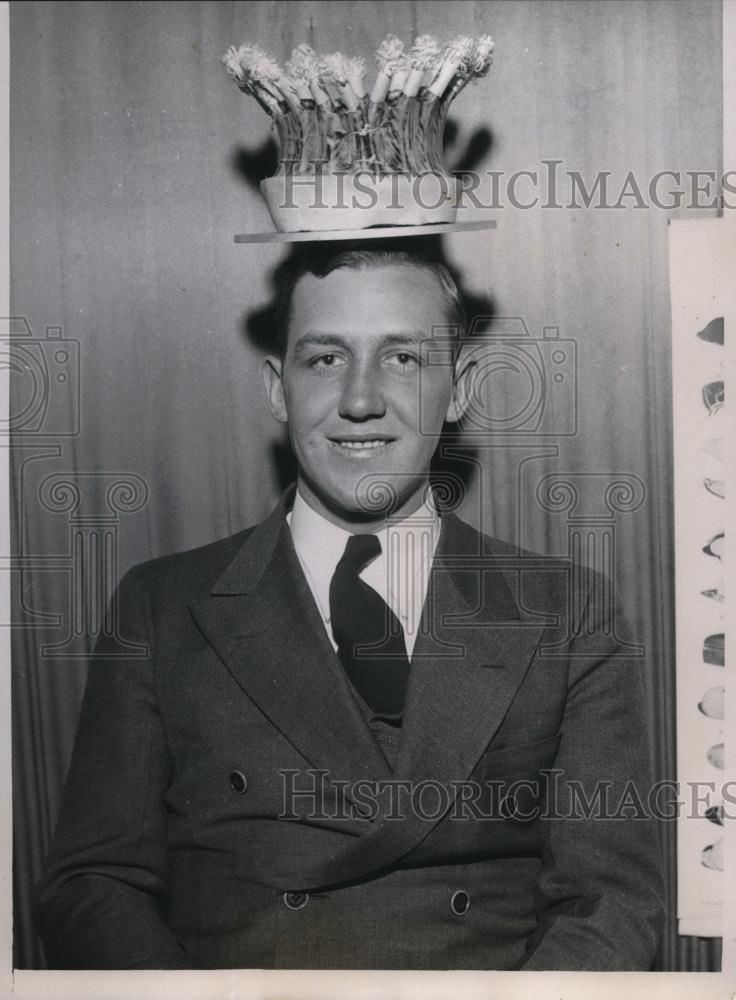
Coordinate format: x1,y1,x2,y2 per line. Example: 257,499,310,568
670,217,731,941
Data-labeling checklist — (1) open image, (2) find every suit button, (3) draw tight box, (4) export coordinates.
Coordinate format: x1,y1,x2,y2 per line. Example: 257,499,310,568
283,891,309,911
450,890,470,916
229,770,247,794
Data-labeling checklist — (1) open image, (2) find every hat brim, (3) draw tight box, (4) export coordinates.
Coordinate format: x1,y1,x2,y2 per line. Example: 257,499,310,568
233,220,496,245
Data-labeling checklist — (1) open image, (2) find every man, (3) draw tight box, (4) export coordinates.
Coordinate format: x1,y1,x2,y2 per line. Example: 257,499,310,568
34,245,665,970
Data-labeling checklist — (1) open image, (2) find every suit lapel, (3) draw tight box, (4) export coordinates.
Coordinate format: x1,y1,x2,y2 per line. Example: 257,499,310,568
396,512,546,786
189,495,393,798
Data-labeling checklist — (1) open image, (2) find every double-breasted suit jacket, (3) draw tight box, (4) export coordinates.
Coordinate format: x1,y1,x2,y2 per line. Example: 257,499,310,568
35,489,665,970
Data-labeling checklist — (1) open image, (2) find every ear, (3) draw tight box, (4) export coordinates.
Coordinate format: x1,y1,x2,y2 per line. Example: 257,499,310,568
445,349,475,423
262,356,289,424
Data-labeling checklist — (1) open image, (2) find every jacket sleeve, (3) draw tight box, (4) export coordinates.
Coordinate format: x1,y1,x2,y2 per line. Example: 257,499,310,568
33,564,191,969
518,578,666,970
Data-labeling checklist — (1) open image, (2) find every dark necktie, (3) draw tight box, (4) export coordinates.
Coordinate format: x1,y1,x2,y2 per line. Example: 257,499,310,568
329,533,410,724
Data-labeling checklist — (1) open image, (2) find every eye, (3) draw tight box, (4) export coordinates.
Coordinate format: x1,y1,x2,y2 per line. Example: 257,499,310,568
386,351,420,369
310,352,345,369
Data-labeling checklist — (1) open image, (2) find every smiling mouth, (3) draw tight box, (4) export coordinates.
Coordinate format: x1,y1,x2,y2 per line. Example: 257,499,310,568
329,437,395,453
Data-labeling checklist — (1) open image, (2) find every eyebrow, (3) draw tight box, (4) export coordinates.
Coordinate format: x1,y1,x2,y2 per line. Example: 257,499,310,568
292,332,428,356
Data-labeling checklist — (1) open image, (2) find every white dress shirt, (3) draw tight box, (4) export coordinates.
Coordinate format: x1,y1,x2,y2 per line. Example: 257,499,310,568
287,489,441,659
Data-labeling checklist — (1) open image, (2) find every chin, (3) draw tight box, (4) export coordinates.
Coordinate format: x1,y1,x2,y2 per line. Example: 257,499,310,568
342,476,421,519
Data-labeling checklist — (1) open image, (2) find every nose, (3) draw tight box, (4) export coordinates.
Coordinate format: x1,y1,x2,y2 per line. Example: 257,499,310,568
338,362,387,422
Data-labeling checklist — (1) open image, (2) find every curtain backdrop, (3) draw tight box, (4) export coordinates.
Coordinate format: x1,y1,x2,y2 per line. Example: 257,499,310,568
10,0,723,970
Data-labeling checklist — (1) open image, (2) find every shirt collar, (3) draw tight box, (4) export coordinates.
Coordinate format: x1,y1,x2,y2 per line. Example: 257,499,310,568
288,490,354,598
287,487,440,620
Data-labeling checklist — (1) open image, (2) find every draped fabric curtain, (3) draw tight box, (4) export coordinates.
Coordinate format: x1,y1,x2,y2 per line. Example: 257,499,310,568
9,0,723,970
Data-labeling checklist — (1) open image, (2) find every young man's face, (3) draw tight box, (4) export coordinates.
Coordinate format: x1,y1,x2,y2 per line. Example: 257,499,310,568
263,263,471,529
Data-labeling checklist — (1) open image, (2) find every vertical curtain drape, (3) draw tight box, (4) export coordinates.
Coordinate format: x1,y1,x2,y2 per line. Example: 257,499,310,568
10,0,723,970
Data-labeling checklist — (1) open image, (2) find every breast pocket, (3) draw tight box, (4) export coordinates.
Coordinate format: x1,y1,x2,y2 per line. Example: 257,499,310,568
481,732,562,781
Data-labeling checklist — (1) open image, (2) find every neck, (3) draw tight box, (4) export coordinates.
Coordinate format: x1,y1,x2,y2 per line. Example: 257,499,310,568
295,477,431,532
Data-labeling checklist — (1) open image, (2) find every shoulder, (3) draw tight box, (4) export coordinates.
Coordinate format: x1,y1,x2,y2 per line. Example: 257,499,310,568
440,511,538,554
441,510,555,565
444,512,609,622
119,523,257,602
